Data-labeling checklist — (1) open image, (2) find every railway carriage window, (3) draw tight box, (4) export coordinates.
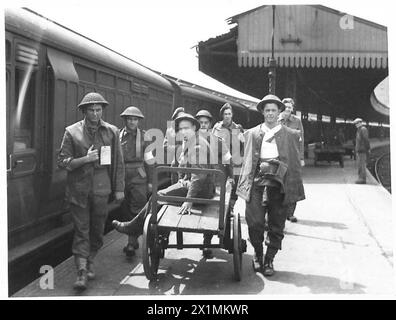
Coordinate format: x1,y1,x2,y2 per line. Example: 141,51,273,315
13,68,36,152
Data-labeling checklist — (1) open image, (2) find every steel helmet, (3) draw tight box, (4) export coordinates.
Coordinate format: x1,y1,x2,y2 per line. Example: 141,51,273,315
174,112,200,131
256,94,285,112
352,118,363,124
171,107,185,120
120,106,144,119
195,109,213,120
78,92,109,109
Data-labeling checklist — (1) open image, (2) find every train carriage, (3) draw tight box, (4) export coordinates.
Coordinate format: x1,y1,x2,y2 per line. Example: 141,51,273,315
6,8,262,294
6,8,177,250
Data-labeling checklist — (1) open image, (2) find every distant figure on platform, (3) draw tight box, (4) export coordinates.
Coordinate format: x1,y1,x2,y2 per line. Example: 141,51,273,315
57,92,125,291
237,94,305,276
337,127,346,145
119,106,154,257
278,98,305,223
353,118,370,184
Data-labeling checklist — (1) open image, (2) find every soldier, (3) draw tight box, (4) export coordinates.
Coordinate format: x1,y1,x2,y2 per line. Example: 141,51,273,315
57,92,125,291
212,103,244,204
195,109,213,133
119,106,154,257
353,118,370,184
278,98,305,223
195,109,232,257
112,113,216,239
164,107,185,183
237,94,305,276
164,106,185,153
195,108,232,184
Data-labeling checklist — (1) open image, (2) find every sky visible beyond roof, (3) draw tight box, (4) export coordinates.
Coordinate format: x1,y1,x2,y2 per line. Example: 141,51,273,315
2,0,393,101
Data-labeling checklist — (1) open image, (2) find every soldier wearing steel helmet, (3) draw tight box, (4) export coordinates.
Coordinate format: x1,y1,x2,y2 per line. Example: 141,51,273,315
164,107,185,184
112,113,216,238
195,109,213,133
195,109,233,258
236,94,305,277
57,92,125,291
119,106,154,257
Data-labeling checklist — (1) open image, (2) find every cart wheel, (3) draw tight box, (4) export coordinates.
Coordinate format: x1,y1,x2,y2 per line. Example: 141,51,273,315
142,213,160,281
232,211,243,281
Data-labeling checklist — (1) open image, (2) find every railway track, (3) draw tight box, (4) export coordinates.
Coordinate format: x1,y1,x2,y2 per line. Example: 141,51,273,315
375,152,391,193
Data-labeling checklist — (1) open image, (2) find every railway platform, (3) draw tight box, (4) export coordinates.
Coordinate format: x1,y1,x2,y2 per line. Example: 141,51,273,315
14,156,394,297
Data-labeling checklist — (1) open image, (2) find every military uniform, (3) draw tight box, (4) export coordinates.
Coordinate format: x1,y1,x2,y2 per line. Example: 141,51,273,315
163,107,185,182
158,134,216,201
112,113,217,238
212,120,244,158
120,127,153,221
212,120,244,199
58,119,124,269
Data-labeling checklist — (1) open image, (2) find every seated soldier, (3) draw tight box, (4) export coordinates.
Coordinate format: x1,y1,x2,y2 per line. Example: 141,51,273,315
112,113,217,239
195,109,233,258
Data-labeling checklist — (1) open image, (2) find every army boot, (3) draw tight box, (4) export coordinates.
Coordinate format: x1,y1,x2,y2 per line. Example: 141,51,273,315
252,244,264,272
202,234,213,259
87,252,97,280
73,257,88,291
87,262,95,280
112,210,145,235
263,256,275,277
123,235,139,257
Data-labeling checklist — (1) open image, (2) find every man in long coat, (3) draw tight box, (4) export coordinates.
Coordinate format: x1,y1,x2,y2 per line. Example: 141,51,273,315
236,94,305,276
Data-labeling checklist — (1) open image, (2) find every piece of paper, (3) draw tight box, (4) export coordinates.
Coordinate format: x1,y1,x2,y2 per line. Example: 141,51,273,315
100,146,111,165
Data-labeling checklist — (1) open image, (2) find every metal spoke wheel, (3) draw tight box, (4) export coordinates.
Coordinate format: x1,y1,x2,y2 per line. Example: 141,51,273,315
232,210,243,281
142,213,161,281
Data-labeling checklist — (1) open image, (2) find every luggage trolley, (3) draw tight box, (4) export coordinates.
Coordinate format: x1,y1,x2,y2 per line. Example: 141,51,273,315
142,166,247,281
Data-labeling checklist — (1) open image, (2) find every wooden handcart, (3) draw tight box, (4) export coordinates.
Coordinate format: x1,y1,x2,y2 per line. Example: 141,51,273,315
142,166,247,282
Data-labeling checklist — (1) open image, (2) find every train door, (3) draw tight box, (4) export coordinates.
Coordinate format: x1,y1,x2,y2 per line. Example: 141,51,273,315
6,36,44,243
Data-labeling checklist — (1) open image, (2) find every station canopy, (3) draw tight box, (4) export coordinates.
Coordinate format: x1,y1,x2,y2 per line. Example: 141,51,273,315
198,5,389,124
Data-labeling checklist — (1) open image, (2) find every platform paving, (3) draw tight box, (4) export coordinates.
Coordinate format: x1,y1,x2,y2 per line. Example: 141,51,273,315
14,157,394,297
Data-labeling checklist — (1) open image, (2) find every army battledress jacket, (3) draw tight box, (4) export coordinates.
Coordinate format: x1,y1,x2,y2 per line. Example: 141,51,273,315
58,119,125,207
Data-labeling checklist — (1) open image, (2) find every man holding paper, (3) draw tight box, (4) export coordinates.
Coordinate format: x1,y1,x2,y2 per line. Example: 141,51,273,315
57,92,125,291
